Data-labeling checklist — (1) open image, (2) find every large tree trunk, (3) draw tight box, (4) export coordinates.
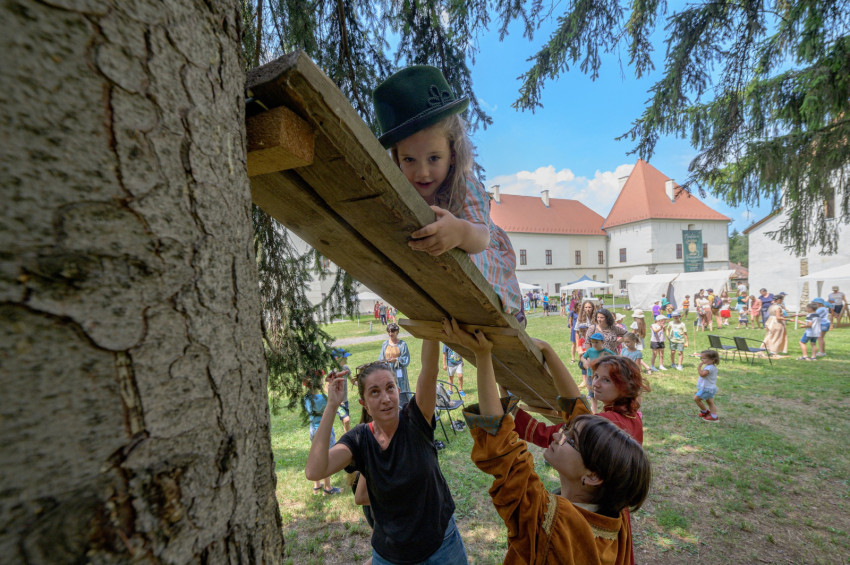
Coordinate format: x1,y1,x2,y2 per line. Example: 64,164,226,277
0,1,284,562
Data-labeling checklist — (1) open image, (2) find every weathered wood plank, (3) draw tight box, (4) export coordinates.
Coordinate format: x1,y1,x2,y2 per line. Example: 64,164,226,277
400,318,560,412
246,105,315,176
250,170,446,321
246,51,561,413
248,54,509,326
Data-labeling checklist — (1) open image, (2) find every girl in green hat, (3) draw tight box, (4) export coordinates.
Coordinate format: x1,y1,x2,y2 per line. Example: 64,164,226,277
373,66,523,321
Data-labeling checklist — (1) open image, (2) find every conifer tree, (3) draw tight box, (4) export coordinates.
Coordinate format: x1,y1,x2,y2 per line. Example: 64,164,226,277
240,0,513,409
514,0,849,255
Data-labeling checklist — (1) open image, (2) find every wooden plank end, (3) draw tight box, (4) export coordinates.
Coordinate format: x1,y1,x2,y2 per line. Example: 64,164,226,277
247,106,315,177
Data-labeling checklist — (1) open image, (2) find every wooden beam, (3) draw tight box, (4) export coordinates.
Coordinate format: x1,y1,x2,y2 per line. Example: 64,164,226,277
245,52,562,415
246,105,314,177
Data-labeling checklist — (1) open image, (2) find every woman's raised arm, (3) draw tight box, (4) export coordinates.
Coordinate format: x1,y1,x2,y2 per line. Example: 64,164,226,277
414,339,440,422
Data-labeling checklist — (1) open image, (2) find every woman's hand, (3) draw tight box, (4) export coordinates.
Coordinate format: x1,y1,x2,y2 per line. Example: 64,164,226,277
441,318,492,355
326,376,347,408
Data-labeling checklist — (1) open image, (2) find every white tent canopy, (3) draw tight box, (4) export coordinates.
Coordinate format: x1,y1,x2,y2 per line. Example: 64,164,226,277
669,270,735,308
799,263,850,301
626,274,678,310
628,270,735,310
518,282,543,291
560,280,612,291
357,291,382,301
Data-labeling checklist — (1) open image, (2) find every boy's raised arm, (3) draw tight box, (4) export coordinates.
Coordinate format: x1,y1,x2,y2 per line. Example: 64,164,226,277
532,339,580,398
441,319,500,416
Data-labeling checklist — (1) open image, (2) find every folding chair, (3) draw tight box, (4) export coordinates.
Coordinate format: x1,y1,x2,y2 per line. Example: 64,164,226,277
733,336,773,365
435,381,465,442
707,334,738,361
401,390,450,447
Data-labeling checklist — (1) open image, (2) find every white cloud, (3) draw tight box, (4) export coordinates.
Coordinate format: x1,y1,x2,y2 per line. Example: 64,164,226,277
478,98,498,113
488,163,634,216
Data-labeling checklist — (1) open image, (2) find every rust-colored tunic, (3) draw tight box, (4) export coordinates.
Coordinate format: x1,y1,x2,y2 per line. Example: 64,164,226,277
470,414,632,565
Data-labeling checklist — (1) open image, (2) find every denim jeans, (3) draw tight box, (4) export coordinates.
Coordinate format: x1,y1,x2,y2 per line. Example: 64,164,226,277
372,515,468,565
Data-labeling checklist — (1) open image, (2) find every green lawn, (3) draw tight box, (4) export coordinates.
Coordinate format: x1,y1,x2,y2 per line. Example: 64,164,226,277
272,310,850,564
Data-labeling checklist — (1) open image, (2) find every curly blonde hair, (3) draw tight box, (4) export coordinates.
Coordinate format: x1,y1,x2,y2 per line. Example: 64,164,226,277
390,114,473,216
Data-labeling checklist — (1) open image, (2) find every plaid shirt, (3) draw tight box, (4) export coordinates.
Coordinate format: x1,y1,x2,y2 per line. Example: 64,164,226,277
462,175,521,314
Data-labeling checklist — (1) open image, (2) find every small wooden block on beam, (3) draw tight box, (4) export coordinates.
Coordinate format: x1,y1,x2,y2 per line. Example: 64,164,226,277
246,105,315,176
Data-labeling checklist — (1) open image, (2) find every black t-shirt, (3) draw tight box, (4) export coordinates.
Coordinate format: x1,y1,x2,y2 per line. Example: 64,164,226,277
338,397,455,564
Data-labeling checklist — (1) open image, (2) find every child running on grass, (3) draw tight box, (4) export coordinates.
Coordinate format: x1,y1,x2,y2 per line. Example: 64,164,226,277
622,332,652,374
694,350,720,422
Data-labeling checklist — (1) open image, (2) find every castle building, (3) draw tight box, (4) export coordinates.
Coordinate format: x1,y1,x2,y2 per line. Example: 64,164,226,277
603,159,731,292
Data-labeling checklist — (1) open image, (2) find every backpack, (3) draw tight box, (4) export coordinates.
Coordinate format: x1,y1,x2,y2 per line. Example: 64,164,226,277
711,295,722,309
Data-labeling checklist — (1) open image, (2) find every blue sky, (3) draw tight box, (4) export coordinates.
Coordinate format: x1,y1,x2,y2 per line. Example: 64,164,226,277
466,10,775,233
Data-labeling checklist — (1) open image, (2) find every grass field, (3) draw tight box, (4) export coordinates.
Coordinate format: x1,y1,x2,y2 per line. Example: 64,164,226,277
273,310,850,564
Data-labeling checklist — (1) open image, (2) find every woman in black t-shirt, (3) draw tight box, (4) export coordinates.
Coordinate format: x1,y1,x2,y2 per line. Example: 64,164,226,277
306,339,468,565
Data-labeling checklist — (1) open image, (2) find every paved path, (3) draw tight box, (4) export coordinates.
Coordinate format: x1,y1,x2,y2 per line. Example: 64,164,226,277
331,331,412,347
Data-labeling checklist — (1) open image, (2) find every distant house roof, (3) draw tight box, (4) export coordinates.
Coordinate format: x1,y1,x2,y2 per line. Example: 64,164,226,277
729,261,749,280
490,194,606,235
602,159,731,229
742,209,781,234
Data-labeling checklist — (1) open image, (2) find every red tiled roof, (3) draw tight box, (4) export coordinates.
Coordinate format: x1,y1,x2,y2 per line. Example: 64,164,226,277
602,160,731,229
489,194,607,235
729,261,749,278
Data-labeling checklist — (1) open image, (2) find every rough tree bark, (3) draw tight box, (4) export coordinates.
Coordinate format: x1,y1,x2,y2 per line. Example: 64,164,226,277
0,1,284,562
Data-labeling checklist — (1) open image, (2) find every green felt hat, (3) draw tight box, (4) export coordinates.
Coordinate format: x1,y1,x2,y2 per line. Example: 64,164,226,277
373,65,469,149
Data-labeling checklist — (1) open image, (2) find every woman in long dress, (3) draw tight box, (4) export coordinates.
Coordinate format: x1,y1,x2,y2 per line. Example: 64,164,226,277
762,296,788,354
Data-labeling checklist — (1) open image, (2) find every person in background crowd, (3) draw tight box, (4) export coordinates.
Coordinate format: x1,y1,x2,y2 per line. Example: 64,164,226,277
666,311,688,370
587,308,627,354
696,291,712,332
651,300,661,318
828,285,846,327
569,301,580,362
629,309,647,351
759,288,774,326
442,344,465,397
762,295,788,354
381,323,411,395
813,298,831,358
719,290,731,327
797,302,821,361
749,294,763,330
304,375,343,496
